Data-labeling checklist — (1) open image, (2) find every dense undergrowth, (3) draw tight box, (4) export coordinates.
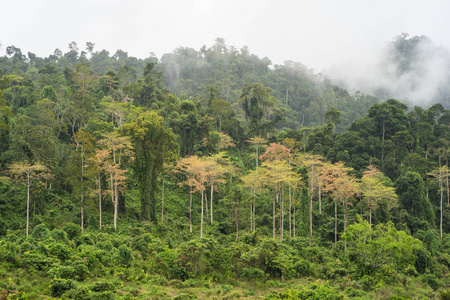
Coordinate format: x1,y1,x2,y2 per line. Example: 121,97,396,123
1,219,449,299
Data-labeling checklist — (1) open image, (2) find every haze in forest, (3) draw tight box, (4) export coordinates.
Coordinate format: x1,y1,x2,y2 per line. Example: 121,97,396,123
327,34,450,107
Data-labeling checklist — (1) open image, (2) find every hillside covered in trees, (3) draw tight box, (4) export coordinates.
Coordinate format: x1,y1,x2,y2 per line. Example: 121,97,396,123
1,36,450,299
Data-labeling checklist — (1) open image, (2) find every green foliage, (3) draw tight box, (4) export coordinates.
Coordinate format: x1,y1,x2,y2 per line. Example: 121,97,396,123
1,39,450,299
265,282,343,299
50,278,78,297
343,218,422,274
63,222,82,240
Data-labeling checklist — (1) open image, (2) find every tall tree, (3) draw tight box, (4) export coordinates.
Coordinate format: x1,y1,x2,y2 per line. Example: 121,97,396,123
71,129,95,233
7,162,49,238
97,131,132,230
360,166,398,226
298,153,325,246
239,82,275,136
320,161,358,248
123,111,178,222
428,164,449,240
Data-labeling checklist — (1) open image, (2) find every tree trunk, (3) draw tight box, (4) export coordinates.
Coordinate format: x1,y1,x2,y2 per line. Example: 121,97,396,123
289,185,292,237
210,183,214,224
161,176,165,223
309,193,313,246
440,157,443,240
319,185,322,214
334,200,337,249
280,190,283,242
26,173,30,238
440,178,443,240
98,176,102,230
81,146,84,233
273,193,277,239
236,194,239,242
253,200,256,232
114,173,119,230
189,185,192,233
343,199,347,252
201,189,204,238
250,202,253,232
293,205,296,238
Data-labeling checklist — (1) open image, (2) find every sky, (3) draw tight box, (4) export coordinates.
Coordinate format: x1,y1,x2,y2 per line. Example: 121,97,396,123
1,0,450,72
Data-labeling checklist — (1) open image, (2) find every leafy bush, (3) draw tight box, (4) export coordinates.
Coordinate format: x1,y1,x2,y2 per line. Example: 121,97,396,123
117,244,133,267
47,264,76,279
264,283,344,299
242,267,265,281
49,229,69,244
31,224,50,241
293,259,313,277
22,252,55,271
50,278,77,297
49,242,72,260
63,222,81,240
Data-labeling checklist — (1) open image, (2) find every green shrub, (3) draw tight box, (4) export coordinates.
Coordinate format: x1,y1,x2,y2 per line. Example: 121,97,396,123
63,222,81,240
89,281,116,292
50,229,69,244
242,267,265,281
440,289,450,300
31,224,50,241
221,284,233,295
49,242,71,260
47,264,76,279
117,245,133,267
75,234,95,246
22,252,55,271
293,259,312,277
50,278,77,297
173,292,198,300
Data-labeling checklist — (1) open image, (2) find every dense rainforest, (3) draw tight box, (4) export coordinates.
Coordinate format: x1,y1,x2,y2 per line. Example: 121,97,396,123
1,35,450,299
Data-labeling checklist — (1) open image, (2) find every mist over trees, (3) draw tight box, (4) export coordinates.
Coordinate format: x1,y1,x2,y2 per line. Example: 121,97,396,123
1,36,450,298
328,33,450,107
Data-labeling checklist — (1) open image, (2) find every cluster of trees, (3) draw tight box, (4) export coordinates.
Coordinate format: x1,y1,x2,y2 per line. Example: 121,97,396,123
1,39,450,298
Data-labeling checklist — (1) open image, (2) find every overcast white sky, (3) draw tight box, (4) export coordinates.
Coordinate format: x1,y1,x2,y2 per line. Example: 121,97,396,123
1,0,450,72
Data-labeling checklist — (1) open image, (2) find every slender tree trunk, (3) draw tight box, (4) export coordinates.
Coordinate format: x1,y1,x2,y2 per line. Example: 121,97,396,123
440,178,443,240
250,202,253,232
201,189,204,238
440,157,443,240
253,200,256,232
26,173,30,238
205,190,208,215
210,183,214,224
280,190,283,242
161,176,165,223
309,193,313,246
289,185,292,237
334,200,337,249
273,193,277,239
319,185,322,214
369,205,372,227
343,199,347,252
236,194,239,242
189,186,193,233
293,205,296,238
114,175,118,230
98,176,102,230
81,147,84,233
